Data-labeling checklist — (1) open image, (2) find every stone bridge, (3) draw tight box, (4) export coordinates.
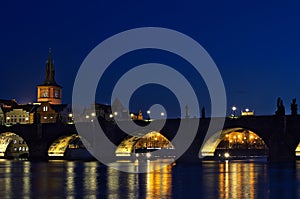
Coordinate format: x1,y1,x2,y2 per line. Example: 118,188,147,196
0,115,299,162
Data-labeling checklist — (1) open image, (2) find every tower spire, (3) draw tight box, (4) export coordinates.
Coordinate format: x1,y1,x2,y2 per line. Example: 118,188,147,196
44,48,57,85
37,48,62,104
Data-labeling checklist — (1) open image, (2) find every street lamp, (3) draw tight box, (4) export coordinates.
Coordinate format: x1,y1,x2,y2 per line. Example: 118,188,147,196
130,113,134,120
232,106,237,118
147,110,151,120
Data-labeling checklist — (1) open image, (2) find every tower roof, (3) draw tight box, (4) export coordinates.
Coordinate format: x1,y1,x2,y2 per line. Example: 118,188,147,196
41,48,61,87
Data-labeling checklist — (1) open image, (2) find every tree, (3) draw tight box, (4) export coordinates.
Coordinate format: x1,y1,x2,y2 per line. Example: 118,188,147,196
291,98,298,116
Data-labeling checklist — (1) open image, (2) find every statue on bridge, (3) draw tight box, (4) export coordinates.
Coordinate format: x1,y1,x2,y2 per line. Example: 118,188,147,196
291,98,298,116
275,97,285,116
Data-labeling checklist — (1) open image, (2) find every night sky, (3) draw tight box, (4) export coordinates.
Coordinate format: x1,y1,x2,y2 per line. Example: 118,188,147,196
1,1,300,116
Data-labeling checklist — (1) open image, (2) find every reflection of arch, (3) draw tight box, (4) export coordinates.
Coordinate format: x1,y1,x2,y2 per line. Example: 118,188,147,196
200,128,267,157
48,134,83,157
0,132,28,158
116,131,174,157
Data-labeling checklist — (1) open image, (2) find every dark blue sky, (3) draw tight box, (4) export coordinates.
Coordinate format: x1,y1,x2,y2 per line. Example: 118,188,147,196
1,1,300,116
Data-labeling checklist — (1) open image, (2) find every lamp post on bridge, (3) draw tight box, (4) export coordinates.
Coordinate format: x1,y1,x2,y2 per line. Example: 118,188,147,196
147,110,151,121
232,106,237,118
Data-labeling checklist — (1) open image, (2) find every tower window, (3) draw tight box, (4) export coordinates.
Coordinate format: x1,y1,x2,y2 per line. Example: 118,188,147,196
43,106,48,112
40,89,49,98
54,90,60,98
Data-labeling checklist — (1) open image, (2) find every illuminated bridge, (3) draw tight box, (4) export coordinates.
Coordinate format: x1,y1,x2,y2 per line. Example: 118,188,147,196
0,115,299,162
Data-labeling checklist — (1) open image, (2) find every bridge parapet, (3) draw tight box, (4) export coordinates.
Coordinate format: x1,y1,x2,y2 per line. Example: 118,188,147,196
0,115,298,162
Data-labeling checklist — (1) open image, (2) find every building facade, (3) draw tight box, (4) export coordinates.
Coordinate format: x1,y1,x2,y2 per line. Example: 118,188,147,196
5,108,33,125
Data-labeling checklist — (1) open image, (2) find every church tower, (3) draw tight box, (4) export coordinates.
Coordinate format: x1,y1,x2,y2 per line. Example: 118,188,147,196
37,49,62,104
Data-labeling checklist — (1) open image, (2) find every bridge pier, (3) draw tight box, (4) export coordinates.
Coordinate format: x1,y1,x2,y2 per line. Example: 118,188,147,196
268,116,297,163
28,145,49,161
27,124,49,161
268,143,296,163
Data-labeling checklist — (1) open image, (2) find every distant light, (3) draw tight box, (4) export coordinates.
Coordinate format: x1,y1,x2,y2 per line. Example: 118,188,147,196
85,115,90,119
160,112,165,116
245,108,249,112
114,112,118,116
109,114,113,118
232,106,237,111
224,152,230,158
68,113,73,117
91,112,96,117
25,117,29,121
146,153,151,158
147,110,150,114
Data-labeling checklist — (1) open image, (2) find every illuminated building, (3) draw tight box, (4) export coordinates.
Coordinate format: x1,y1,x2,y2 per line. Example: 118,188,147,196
5,108,33,125
130,110,144,120
37,48,62,105
36,102,58,123
34,49,67,123
241,109,254,116
0,107,4,125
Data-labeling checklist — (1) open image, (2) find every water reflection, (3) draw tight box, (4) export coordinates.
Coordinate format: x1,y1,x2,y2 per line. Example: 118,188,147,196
0,160,299,198
146,163,172,199
0,160,31,198
218,161,265,199
107,160,173,199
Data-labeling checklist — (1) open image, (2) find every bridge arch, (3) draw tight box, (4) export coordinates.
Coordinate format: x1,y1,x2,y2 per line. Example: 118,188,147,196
0,132,29,158
48,134,86,157
200,127,268,158
295,143,300,157
115,131,174,157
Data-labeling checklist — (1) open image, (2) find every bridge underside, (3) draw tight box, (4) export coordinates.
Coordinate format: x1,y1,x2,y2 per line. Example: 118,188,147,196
0,132,29,158
200,128,268,159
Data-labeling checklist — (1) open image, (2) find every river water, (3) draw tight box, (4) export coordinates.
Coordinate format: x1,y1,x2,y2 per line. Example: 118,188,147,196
0,159,299,198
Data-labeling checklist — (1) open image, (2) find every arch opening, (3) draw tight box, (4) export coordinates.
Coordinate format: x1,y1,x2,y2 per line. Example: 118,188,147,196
201,128,268,159
48,134,92,159
295,143,300,157
116,131,175,159
0,132,29,159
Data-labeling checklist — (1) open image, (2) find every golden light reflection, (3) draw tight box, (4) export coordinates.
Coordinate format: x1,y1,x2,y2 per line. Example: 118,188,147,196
219,162,256,199
66,162,75,197
84,162,98,196
23,161,31,198
107,166,120,199
106,161,173,199
146,162,172,199
3,161,11,198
